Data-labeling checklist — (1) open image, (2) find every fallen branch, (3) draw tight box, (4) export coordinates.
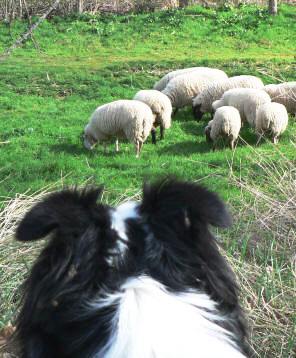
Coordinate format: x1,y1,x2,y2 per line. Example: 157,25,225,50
0,0,61,61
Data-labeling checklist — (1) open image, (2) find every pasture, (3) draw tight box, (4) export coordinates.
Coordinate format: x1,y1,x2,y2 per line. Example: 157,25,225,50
0,4,295,357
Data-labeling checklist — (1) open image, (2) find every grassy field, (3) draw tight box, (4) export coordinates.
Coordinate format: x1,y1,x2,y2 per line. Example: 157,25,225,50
0,4,295,357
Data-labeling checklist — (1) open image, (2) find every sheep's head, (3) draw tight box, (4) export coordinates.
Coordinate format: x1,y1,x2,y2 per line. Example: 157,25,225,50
83,132,97,150
192,102,204,120
204,123,213,143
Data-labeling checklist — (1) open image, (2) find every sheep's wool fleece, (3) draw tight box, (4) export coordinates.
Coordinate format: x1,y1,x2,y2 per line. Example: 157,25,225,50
153,67,225,91
85,100,154,143
256,102,288,137
162,70,228,109
213,88,271,127
210,106,241,141
193,75,264,113
133,90,172,129
264,82,296,114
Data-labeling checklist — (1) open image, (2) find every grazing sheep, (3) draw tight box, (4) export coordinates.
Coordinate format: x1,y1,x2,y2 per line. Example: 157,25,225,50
83,100,154,158
264,82,296,115
193,75,264,120
212,88,271,127
204,106,241,150
14,179,250,357
133,90,172,144
153,67,227,91
162,70,228,112
256,102,289,144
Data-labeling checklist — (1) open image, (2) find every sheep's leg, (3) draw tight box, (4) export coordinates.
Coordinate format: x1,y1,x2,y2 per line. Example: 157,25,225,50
256,133,263,146
212,142,217,152
160,125,164,140
228,135,235,150
103,142,107,153
139,141,143,154
115,139,120,152
135,141,143,158
151,128,157,144
273,136,279,144
229,139,235,150
172,108,179,117
135,141,140,158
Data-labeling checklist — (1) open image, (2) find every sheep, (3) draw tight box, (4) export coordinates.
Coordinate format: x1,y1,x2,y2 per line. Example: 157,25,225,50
162,69,228,113
264,82,296,115
256,102,289,144
133,90,172,144
192,75,265,120
204,106,241,150
212,88,271,127
153,67,226,91
83,100,154,158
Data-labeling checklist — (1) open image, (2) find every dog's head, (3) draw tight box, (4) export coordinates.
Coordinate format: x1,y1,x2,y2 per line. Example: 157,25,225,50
16,178,233,293
14,179,244,356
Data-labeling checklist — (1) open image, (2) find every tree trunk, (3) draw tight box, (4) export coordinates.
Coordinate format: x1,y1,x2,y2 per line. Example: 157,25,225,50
179,0,189,8
268,0,278,15
78,0,84,13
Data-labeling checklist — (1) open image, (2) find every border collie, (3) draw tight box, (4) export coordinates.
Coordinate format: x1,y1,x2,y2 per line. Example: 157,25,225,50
14,179,250,357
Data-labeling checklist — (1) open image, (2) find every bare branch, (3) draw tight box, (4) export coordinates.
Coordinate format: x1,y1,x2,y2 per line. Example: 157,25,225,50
0,0,61,61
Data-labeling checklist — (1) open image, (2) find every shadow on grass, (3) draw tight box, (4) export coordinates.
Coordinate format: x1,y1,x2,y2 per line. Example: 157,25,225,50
160,140,210,155
173,109,194,123
50,143,131,157
50,143,88,155
239,127,259,146
180,121,202,136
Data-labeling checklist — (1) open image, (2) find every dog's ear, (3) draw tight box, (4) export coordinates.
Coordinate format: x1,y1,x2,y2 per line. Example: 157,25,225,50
16,187,103,242
141,178,232,228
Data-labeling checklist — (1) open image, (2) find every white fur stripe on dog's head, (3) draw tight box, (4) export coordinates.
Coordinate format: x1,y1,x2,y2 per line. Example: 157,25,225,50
110,201,139,255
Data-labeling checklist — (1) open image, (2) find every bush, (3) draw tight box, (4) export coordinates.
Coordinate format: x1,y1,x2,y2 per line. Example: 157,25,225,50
213,5,272,36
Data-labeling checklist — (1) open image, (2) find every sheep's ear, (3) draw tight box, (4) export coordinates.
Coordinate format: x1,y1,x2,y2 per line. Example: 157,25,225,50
140,178,232,228
16,187,103,242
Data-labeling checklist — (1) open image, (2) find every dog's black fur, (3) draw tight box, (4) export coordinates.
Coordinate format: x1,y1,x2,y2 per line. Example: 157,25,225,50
13,179,250,357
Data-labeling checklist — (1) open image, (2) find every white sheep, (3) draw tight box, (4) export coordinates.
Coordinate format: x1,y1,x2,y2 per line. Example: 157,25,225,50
162,69,228,112
192,75,264,120
83,100,154,157
212,88,271,127
204,106,241,150
153,67,224,91
133,90,172,144
264,82,296,115
256,102,289,144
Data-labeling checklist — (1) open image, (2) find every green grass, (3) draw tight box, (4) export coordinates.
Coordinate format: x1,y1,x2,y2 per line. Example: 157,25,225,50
0,5,295,199
0,4,295,357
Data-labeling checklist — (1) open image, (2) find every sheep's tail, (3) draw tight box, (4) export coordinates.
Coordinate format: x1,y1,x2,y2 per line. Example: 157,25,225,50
222,120,231,136
142,115,154,142
257,105,271,131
